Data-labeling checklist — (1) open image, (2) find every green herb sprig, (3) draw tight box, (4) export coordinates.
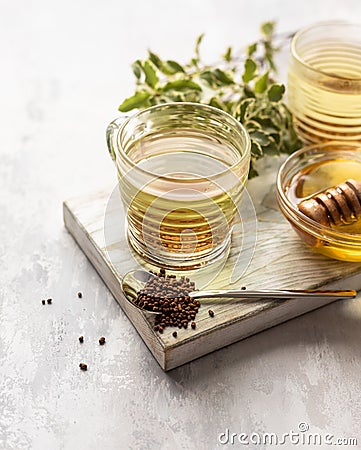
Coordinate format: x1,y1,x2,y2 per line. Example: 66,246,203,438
118,22,302,177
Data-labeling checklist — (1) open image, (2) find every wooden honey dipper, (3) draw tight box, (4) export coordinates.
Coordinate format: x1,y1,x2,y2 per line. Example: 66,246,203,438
298,179,361,227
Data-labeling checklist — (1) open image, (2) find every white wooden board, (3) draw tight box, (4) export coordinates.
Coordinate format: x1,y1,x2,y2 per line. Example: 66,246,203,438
63,160,361,370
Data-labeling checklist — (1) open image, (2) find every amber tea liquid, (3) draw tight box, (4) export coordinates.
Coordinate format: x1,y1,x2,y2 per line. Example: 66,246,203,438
119,133,248,268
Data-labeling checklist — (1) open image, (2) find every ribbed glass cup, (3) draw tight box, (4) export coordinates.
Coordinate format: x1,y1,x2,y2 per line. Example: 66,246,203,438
288,21,361,143
277,142,361,262
106,102,251,270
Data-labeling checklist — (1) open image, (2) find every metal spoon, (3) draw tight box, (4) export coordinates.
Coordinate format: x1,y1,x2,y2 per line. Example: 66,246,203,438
121,269,357,317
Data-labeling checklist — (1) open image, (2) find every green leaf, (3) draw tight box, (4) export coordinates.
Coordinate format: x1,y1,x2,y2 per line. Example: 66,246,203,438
246,120,262,131
131,60,142,79
251,141,263,157
162,79,202,92
254,71,269,93
248,165,259,179
280,103,295,128
201,69,234,87
264,41,277,71
242,58,257,83
199,70,217,87
162,60,185,75
247,43,257,57
270,132,281,144
143,61,159,88
148,96,159,106
213,68,234,85
148,51,163,70
209,96,227,111
163,92,187,102
195,33,204,57
267,83,285,102
183,90,202,102
253,116,280,134
250,130,271,147
263,138,280,156
261,21,275,37
282,124,303,153
236,98,255,122
243,85,256,98
223,46,232,62
118,91,151,112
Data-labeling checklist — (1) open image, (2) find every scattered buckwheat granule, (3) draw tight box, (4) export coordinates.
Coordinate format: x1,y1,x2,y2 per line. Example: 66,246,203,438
99,337,106,345
208,310,214,318
47,298,52,304
77,292,83,299
79,336,84,343
79,363,87,371
191,322,196,329
42,300,46,305
172,331,178,338
135,269,200,333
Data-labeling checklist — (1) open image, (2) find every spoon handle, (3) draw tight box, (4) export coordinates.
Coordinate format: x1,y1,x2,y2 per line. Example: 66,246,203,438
189,289,357,300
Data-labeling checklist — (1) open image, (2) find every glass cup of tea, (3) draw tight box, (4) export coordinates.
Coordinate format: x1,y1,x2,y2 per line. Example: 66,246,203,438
106,102,251,270
287,21,361,143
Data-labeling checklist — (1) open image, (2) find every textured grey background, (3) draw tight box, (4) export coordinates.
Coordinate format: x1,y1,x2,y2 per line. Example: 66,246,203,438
1,1,361,449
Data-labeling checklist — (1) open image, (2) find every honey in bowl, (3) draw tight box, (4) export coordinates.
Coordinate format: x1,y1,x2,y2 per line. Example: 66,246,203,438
277,143,361,262
288,159,361,235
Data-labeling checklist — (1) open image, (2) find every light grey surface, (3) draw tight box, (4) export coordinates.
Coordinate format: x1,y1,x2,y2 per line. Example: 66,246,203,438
1,1,361,449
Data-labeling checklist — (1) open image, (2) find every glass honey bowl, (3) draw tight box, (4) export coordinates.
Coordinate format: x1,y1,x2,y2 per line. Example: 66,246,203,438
277,142,361,261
